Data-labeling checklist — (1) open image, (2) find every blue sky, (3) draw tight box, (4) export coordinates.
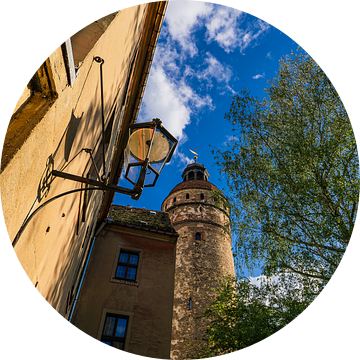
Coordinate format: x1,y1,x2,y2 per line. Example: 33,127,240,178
114,1,299,278
114,1,297,214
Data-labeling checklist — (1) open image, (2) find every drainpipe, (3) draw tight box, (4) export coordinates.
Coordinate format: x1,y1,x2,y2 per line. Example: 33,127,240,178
68,219,108,322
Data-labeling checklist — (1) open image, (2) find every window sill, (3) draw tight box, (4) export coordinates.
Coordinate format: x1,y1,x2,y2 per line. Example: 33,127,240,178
110,278,139,286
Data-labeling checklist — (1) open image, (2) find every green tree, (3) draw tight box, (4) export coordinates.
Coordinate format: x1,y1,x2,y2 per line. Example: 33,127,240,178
193,274,317,358
213,49,359,284
196,49,358,358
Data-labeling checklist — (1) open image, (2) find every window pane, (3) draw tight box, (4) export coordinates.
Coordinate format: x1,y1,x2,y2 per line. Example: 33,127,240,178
115,318,128,338
112,341,124,349
126,267,137,280
101,340,112,346
119,252,128,263
116,266,126,279
129,254,138,265
103,316,116,336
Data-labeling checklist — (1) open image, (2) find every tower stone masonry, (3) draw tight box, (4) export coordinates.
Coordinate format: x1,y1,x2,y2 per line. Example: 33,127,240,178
162,162,235,359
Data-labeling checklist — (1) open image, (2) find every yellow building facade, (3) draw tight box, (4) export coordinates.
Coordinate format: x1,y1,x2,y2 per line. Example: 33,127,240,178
1,2,167,319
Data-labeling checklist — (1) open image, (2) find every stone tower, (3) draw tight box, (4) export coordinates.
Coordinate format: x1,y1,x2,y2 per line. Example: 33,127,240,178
161,162,235,359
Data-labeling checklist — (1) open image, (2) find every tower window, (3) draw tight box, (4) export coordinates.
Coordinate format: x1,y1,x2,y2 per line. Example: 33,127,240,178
189,298,192,310
200,193,204,200
188,171,195,180
173,197,176,204
197,171,204,180
195,233,201,241
186,193,189,199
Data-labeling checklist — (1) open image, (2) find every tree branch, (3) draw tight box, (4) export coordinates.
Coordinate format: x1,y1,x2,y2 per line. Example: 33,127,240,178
267,228,345,254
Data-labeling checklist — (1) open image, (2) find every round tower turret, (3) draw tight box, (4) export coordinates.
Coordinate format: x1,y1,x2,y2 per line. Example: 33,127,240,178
161,162,235,359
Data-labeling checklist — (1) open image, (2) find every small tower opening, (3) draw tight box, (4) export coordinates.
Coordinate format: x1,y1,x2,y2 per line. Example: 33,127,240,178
195,232,201,241
200,193,204,200
189,297,192,310
173,197,176,204
186,193,189,199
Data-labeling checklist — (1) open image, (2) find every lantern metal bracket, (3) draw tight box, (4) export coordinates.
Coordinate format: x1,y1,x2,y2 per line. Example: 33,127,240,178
50,146,142,199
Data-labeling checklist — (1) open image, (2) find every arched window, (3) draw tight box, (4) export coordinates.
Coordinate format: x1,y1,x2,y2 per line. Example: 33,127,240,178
195,232,201,241
189,297,193,310
200,193,204,200
186,193,189,199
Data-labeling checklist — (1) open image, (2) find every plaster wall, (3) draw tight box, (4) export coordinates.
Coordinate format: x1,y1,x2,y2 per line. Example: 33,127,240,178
71,226,177,359
0,3,152,315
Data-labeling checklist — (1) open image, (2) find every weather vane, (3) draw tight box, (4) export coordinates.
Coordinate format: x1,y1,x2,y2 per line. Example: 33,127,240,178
189,149,198,162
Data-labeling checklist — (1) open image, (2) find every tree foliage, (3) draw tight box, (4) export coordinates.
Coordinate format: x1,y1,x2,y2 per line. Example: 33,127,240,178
193,275,317,358
213,49,359,284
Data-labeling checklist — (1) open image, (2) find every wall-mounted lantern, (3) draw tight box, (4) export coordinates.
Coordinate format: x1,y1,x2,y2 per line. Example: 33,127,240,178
52,118,177,200
13,57,178,247
124,118,177,196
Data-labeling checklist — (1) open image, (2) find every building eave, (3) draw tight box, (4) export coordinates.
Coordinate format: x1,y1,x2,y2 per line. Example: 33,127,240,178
96,1,168,228
106,221,178,243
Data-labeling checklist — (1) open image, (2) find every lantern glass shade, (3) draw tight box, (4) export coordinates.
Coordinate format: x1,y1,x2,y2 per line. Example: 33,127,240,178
124,120,177,188
128,128,170,163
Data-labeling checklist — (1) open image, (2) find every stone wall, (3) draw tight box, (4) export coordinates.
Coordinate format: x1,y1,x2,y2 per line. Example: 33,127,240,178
162,183,235,359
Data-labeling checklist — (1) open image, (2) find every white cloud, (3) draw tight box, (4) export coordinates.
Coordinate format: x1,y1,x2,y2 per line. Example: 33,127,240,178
253,73,265,79
266,51,272,59
165,2,269,56
204,6,270,53
238,19,270,53
223,134,239,145
197,52,233,86
138,66,190,142
137,2,270,146
175,151,192,167
193,52,235,94
138,62,213,143
204,5,243,53
165,1,213,57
